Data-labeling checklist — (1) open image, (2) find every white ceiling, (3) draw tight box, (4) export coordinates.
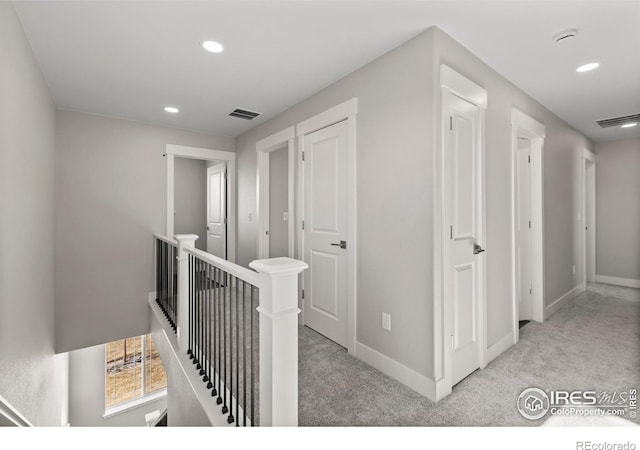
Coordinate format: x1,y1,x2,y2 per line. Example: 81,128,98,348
13,0,640,142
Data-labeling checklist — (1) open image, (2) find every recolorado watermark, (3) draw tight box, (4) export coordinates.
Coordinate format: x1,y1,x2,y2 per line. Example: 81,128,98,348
517,387,637,420
576,442,636,450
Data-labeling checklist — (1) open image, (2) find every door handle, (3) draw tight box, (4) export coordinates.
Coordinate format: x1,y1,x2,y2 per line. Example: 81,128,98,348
473,243,485,255
331,240,347,249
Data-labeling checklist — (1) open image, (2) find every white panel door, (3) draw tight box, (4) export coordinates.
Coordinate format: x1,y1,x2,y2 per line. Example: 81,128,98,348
303,120,348,347
517,137,532,321
445,92,484,386
207,163,227,259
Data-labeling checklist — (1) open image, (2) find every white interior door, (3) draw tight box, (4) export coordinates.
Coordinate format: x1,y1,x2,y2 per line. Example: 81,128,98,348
444,92,484,386
207,163,227,259
517,137,533,321
303,120,348,347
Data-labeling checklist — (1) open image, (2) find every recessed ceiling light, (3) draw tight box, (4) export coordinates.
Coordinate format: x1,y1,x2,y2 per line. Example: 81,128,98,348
576,62,600,73
202,40,224,53
164,106,179,113
621,122,637,128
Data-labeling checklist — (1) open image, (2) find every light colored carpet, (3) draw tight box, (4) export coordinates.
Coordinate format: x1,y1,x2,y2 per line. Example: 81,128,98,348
298,283,640,426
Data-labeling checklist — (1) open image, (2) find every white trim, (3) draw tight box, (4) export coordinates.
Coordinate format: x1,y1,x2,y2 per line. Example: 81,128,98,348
296,98,358,137
354,342,437,401
103,389,167,419
256,127,295,259
0,394,33,427
297,98,358,355
486,331,515,364
437,66,487,398
582,149,597,285
440,65,487,108
510,108,546,344
596,275,640,288
544,284,585,320
165,144,237,263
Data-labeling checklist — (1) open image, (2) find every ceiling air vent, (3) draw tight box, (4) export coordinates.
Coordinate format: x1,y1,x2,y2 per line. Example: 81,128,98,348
229,108,261,120
596,113,640,128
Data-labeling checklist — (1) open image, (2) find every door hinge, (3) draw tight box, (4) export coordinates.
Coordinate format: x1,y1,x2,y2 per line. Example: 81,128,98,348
451,335,454,350
302,152,305,161
449,116,453,130
302,220,305,230
529,287,533,295
529,220,531,229
528,155,531,163
302,289,305,300
265,230,268,236
224,217,227,224
450,225,453,240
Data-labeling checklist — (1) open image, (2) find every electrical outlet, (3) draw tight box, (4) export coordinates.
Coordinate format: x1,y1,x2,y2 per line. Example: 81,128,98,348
382,312,391,331
572,265,576,275
283,211,289,221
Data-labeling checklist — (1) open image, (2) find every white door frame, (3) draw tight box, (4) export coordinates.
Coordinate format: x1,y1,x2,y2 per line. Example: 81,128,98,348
435,65,487,399
256,126,296,259
296,98,358,355
510,108,545,339
165,144,237,263
582,148,597,284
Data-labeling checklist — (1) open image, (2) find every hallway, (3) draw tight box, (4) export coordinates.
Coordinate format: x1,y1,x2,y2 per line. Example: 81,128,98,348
298,283,640,426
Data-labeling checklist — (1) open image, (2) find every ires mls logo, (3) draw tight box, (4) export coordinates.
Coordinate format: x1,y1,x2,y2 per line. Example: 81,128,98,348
517,388,638,420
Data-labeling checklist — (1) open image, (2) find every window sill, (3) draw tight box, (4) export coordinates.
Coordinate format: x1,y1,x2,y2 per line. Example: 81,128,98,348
103,389,167,420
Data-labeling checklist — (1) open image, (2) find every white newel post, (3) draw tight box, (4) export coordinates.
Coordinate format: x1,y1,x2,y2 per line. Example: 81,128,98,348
175,234,198,353
248,257,308,427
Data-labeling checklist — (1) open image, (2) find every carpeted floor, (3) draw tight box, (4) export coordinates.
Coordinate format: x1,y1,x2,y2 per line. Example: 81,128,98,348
298,283,640,426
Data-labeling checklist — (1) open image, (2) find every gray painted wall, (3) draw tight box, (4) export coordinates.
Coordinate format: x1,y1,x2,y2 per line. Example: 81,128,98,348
55,110,233,353
234,26,593,382
235,29,436,376
269,147,289,258
68,343,166,426
174,157,207,251
595,137,640,281
431,28,593,347
0,2,67,426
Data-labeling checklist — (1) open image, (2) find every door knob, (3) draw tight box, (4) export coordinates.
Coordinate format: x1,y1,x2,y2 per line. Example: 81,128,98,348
473,244,485,255
331,240,347,249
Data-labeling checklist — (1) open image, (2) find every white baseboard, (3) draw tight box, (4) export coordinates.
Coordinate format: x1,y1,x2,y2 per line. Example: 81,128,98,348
0,394,32,427
544,283,585,320
486,331,515,365
354,341,437,402
596,275,640,289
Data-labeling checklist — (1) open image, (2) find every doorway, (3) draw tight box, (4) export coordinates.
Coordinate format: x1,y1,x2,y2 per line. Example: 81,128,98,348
583,149,596,283
165,144,237,262
256,126,295,260
510,108,545,338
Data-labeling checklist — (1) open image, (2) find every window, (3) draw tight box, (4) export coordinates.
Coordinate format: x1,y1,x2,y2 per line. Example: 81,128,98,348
105,334,167,410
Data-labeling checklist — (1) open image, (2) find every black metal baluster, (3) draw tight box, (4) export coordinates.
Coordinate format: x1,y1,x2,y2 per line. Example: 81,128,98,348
202,262,208,378
160,242,164,313
173,245,177,329
155,240,159,303
211,265,218,397
216,267,222,404
250,284,254,426
234,276,240,426
194,258,200,367
188,255,193,358
222,270,228,415
198,259,204,370
242,280,246,426
206,264,212,386
227,275,235,424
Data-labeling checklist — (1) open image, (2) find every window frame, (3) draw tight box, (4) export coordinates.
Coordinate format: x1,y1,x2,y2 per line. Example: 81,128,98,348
103,333,167,417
